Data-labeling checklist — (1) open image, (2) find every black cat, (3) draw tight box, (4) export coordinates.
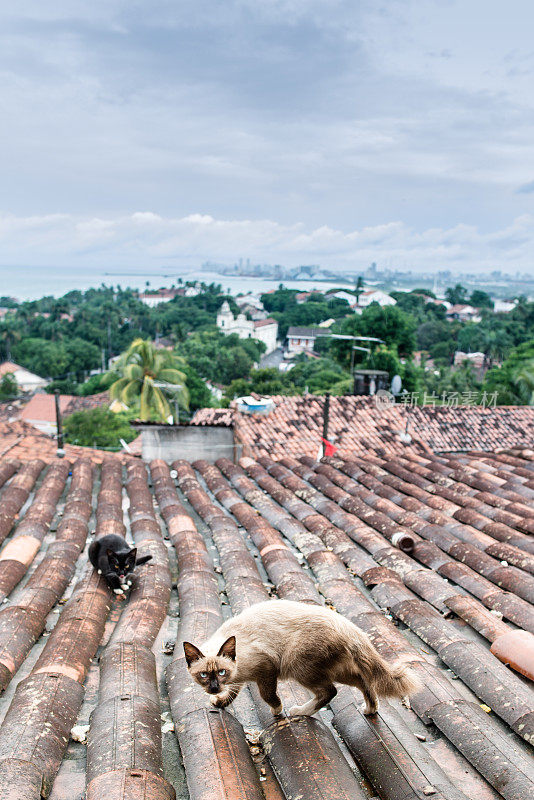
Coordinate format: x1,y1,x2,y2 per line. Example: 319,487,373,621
89,534,152,593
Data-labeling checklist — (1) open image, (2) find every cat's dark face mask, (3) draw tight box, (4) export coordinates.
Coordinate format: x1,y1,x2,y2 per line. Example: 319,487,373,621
107,548,137,580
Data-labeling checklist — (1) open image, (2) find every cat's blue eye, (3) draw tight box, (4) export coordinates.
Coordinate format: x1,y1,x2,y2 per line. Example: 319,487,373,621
218,669,226,676
199,672,208,678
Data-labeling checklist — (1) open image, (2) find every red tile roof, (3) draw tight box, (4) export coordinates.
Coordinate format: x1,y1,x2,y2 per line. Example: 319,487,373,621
17,391,110,425
172,452,534,798
191,395,534,459
190,407,234,427
0,419,134,464
0,447,532,797
20,393,74,424
0,362,19,377
64,391,110,414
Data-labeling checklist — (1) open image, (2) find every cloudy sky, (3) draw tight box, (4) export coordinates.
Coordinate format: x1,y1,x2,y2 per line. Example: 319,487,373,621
1,0,533,273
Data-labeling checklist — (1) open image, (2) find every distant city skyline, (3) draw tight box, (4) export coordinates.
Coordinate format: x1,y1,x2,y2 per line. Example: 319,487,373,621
0,1,533,272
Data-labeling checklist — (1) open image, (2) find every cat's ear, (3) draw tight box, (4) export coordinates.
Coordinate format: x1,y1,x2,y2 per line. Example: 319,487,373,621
106,548,118,562
217,636,236,661
129,547,137,560
183,642,204,666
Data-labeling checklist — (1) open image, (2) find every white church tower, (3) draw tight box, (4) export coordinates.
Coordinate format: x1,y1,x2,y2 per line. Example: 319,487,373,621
217,300,234,330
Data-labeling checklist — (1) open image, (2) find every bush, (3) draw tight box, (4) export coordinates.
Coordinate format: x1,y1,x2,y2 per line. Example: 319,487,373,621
63,407,137,449
0,374,18,400
77,372,116,396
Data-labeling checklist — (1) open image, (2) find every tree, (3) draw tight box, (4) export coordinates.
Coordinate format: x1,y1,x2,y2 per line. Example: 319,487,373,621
416,320,453,351
180,363,213,411
513,361,534,405
421,360,481,402
11,336,100,380
77,372,116,396
45,378,79,395
13,338,70,378
64,407,137,449
401,359,421,394
482,340,534,405
469,290,493,309
361,345,401,377
0,321,21,361
354,276,364,303
261,288,298,313
445,284,468,305
0,297,18,309
65,338,101,380
175,330,264,384
0,374,18,400
223,356,352,401
331,304,416,367
479,328,508,369
110,339,189,421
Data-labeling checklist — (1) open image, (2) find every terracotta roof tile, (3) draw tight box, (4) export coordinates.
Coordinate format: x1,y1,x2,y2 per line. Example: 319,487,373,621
0,362,23,376
20,393,75,424
253,317,277,328
192,396,534,459
190,407,234,426
18,391,110,425
0,444,532,797
0,419,134,464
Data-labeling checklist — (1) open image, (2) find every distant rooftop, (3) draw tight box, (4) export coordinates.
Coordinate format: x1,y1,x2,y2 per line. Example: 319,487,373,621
191,395,534,459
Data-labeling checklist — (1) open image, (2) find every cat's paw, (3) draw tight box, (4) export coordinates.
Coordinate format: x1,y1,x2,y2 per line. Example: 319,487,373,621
209,694,229,708
113,588,124,595
120,584,128,591
360,702,379,716
288,705,307,716
270,704,283,716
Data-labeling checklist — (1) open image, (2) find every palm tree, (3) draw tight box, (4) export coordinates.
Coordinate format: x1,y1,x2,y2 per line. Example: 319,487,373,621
513,360,534,405
479,329,505,370
354,276,364,305
110,339,189,421
0,321,21,361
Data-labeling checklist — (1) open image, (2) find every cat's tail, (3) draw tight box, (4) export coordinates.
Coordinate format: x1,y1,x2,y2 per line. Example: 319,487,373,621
353,639,420,699
136,554,153,566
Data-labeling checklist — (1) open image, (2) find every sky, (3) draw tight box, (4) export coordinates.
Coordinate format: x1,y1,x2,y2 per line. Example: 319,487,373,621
1,0,533,274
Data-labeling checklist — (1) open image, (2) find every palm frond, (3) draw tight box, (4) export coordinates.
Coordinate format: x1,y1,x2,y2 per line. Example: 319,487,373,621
152,386,171,421
140,377,153,420
157,368,187,384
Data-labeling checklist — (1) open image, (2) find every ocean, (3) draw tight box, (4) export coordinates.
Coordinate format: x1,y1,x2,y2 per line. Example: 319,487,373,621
0,266,355,301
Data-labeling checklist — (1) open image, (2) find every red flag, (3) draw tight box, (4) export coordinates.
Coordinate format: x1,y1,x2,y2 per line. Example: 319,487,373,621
321,437,338,457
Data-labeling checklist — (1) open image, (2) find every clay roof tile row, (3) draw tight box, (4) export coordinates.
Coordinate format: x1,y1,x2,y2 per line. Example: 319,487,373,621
192,396,534,459
0,429,531,799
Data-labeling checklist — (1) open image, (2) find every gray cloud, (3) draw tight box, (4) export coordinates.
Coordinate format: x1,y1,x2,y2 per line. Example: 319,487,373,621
0,211,533,274
0,0,533,271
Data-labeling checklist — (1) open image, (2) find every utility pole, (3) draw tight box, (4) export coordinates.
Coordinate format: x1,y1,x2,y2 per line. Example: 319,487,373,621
321,392,330,457
55,391,65,457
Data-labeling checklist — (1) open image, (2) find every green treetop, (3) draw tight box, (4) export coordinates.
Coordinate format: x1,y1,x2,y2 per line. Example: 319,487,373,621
110,338,189,421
